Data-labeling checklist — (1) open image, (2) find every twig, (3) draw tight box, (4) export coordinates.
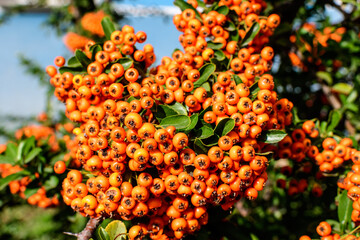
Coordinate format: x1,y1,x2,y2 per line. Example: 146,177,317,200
64,217,101,240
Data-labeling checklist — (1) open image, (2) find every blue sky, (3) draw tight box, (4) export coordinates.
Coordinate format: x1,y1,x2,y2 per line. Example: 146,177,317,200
0,5,181,120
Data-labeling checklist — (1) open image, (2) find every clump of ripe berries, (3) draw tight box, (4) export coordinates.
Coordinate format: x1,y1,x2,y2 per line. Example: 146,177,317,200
48,0,297,238
299,221,358,240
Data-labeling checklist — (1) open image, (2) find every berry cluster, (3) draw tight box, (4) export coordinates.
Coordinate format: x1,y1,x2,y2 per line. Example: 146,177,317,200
48,0,296,239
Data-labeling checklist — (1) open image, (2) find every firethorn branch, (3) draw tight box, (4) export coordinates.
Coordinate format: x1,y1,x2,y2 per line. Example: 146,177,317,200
64,217,101,240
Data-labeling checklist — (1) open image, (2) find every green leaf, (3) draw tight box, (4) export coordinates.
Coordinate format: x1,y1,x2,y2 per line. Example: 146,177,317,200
327,110,342,132
97,226,111,240
316,71,333,85
59,66,85,75
24,148,42,164
167,102,188,115
105,220,127,240
0,171,29,191
0,155,14,164
232,74,243,85
214,118,235,137
194,139,209,155
24,188,39,199
332,83,352,95
258,130,287,144
215,5,229,15
201,82,211,92
195,125,214,139
174,0,202,21
224,21,236,31
160,115,191,130
101,17,116,41
5,142,17,160
229,30,240,41
44,175,59,191
207,41,224,50
75,50,92,68
115,57,133,70
194,63,216,88
90,44,102,62
67,56,82,68
185,114,199,131
22,136,36,156
17,140,25,162
338,190,353,234
214,50,226,61
347,90,358,103
240,22,260,47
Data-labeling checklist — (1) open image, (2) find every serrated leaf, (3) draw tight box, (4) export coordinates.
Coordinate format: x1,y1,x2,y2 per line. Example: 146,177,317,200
259,130,287,144
174,0,202,21
105,220,127,240
101,17,116,41
215,5,229,15
67,56,82,68
327,110,342,132
194,63,216,88
185,114,199,132
316,71,333,85
338,190,353,234
160,115,191,130
0,171,29,191
115,57,133,70
214,118,235,137
332,83,352,95
240,22,260,47
207,41,224,50
24,148,42,164
75,50,92,68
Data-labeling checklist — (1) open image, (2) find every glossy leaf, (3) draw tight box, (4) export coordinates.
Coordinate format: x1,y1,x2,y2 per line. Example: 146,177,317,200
101,17,116,41
327,110,342,132
97,226,110,240
115,57,133,70
332,83,352,95
174,0,202,21
232,74,243,85
194,63,216,88
160,115,191,130
59,66,85,75
316,71,333,85
258,130,287,144
0,171,29,191
105,220,127,240
214,118,235,137
215,5,229,15
214,50,226,61
207,41,224,50
22,136,36,156
338,190,353,234
185,114,199,131
75,50,92,68
195,125,214,139
240,22,260,47
44,175,59,191
67,56,82,68
224,21,236,31
167,102,188,115
194,139,209,155
90,44,102,62
24,188,39,199
24,147,42,164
